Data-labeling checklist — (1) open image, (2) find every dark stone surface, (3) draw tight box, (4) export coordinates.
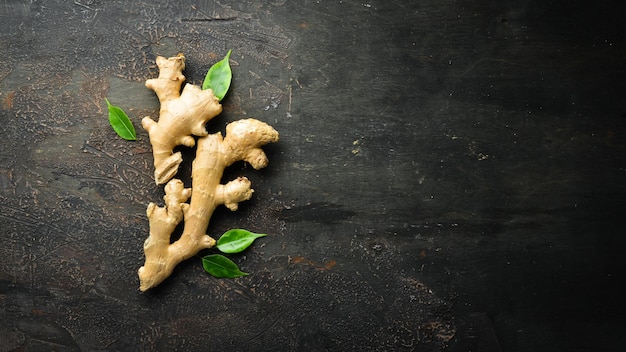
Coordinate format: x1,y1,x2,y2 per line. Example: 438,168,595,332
1,0,625,351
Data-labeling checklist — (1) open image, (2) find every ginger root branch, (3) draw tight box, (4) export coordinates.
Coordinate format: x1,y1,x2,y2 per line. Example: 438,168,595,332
142,54,223,185
138,53,279,291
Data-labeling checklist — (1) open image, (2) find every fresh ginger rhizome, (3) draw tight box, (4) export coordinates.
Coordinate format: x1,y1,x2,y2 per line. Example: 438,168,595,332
138,53,279,291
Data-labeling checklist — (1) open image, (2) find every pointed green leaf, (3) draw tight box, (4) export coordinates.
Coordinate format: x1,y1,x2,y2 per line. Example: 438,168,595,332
105,98,136,141
217,229,266,254
202,254,248,278
202,50,232,101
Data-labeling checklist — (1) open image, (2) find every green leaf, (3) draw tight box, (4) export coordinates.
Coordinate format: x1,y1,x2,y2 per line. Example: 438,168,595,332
202,50,232,101
202,254,248,278
105,98,136,141
217,229,266,254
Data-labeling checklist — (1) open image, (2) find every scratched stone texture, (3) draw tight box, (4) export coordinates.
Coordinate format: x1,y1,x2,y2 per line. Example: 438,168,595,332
1,0,625,351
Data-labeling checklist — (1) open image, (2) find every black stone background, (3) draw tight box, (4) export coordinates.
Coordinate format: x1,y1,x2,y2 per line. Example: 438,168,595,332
1,1,625,351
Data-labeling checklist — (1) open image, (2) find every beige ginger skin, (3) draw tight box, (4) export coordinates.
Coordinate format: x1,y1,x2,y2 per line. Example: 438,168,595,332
142,53,223,185
138,54,279,291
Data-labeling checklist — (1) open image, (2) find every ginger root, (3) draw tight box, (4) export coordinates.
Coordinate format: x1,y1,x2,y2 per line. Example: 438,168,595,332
138,54,279,291
142,54,223,185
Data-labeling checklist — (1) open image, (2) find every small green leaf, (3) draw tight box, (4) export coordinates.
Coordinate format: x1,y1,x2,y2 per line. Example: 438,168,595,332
217,229,266,254
202,254,248,278
105,98,136,141
202,50,232,101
